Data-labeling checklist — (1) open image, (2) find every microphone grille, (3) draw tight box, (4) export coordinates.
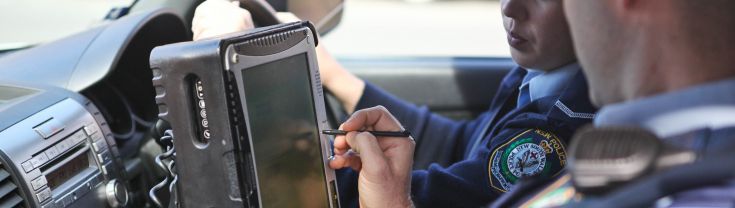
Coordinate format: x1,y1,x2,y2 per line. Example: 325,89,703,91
571,126,660,160
569,126,662,195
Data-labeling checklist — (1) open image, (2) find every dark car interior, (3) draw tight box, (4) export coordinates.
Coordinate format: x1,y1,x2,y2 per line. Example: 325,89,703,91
0,0,516,207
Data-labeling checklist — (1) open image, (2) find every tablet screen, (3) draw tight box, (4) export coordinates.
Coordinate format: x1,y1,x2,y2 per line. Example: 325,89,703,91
241,53,329,207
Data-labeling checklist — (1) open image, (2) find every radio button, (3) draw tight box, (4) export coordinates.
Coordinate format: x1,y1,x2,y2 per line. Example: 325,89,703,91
102,165,110,175
55,140,70,153
36,188,51,203
97,151,112,163
44,146,60,159
30,153,49,168
31,176,48,190
22,161,33,172
62,139,79,151
90,132,104,142
101,163,116,176
92,139,108,153
70,130,87,144
84,124,100,136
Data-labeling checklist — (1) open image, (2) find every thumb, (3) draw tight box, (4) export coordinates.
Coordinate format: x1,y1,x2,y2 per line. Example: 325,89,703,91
346,132,388,173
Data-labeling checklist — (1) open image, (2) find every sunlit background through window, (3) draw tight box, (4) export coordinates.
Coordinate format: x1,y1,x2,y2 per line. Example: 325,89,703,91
322,0,509,58
0,0,509,58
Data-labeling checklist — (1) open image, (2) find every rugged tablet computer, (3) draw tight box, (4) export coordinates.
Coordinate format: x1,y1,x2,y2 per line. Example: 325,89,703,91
150,21,339,208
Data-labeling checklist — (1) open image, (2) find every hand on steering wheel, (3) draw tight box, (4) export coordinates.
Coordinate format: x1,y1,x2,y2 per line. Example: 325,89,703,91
192,0,254,40
191,0,365,128
192,0,282,41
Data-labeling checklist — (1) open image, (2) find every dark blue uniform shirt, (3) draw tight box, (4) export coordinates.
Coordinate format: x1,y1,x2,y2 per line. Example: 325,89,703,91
336,66,597,207
493,77,735,208
590,77,735,207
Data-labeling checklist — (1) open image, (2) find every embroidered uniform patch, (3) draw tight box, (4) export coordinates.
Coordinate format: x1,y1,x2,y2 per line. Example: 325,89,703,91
489,129,567,192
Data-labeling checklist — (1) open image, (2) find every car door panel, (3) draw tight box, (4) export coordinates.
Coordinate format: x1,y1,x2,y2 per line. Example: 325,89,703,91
341,57,515,120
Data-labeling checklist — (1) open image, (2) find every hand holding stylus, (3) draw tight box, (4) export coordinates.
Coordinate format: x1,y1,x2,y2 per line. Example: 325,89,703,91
329,106,415,208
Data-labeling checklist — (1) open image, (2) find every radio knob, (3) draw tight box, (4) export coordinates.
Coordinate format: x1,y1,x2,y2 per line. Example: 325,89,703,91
105,179,128,207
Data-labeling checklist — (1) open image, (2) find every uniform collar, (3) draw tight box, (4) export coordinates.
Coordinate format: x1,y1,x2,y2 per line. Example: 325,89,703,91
594,77,735,137
525,63,581,102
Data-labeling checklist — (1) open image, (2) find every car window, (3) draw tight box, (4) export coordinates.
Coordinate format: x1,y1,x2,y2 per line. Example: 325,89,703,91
322,0,509,58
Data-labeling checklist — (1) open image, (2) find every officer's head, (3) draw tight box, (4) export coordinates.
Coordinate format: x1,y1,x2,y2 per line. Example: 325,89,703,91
563,0,735,106
501,0,576,71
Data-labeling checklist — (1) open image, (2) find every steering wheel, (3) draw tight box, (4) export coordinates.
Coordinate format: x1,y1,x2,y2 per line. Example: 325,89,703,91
238,0,348,129
238,0,280,26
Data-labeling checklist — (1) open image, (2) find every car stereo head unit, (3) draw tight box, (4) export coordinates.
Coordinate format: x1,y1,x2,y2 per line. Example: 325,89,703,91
150,21,339,208
0,82,127,208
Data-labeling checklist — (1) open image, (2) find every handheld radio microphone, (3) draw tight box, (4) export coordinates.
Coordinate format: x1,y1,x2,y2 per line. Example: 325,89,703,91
568,126,696,195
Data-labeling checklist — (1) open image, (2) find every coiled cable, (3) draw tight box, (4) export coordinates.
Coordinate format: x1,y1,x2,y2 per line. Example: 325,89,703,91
149,130,177,208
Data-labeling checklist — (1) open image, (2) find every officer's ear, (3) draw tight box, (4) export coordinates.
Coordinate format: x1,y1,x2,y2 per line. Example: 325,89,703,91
610,0,661,24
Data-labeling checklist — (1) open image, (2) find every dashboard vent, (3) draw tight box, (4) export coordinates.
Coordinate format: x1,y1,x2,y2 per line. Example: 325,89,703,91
0,163,24,207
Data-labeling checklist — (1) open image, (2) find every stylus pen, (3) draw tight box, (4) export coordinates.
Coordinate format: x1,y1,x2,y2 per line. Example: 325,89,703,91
321,129,412,137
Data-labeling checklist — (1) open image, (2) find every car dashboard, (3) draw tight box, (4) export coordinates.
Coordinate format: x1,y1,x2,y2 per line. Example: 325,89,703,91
0,82,128,207
0,9,190,207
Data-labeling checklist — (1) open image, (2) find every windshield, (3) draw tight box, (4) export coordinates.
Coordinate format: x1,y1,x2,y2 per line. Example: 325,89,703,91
0,0,135,51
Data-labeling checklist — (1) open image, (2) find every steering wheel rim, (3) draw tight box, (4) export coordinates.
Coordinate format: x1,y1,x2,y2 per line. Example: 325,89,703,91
238,0,281,26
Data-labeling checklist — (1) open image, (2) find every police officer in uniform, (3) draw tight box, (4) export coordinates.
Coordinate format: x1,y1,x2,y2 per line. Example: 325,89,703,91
191,0,596,207
489,1,735,207
326,0,597,206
